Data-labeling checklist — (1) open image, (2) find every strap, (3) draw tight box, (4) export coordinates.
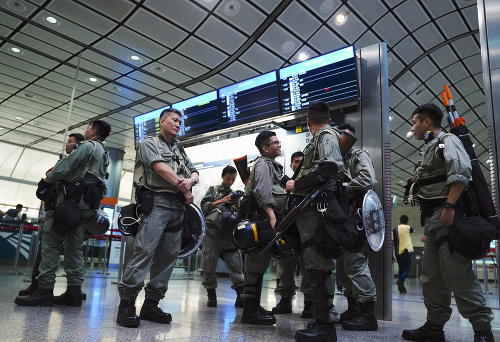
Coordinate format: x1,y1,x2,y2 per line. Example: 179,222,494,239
301,238,315,251
436,234,454,254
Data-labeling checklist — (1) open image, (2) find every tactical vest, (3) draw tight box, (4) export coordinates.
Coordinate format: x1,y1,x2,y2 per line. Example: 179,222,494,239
294,126,341,196
416,132,453,199
136,135,192,193
80,140,109,184
244,156,287,211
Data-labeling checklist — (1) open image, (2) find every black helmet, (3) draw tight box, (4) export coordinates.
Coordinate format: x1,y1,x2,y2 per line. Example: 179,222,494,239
118,203,140,236
232,219,274,250
216,205,239,233
85,209,110,236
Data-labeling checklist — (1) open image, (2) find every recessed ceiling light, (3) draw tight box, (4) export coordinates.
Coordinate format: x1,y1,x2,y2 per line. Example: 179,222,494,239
407,82,417,92
88,77,98,83
33,121,42,126
224,0,240,16
10,47,22,54
389,115,393,121
320,0,335,14
44,16,58,24
0,127,4,130
298,52,309,61
472,143,476,148
16,116,23,120
23,92,35,98
281,41,296,54
6,0,27,12
129,55,142,62
151,65,165,73
108,86,121,92
406,131,414,138
335,13,346,24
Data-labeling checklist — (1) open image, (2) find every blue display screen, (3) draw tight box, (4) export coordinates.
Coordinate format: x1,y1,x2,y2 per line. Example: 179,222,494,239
279,46,358,114
133,105,170,149
173,91,219,138
219,71,280,129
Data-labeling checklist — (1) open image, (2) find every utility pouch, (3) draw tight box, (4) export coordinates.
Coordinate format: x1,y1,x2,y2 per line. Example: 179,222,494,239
139,189,154,215
53,200,82,236
326,195,348,224
83,182,105,210
461,187,479,216
237,192,258,221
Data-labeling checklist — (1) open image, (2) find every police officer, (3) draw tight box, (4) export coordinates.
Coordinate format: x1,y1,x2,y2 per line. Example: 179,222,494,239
17,133,84,297
335,123,378,331
286,101,344,341
272,151,315,318
15,121,111,307
239,130,287,325
402,104,495,342
116,108,199,328
201,165,244,308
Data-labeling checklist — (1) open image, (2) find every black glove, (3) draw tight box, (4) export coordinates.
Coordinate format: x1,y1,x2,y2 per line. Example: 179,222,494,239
36,179,53,201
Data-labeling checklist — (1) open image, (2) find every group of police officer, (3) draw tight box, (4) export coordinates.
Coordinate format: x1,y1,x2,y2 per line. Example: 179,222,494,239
13,101,495,342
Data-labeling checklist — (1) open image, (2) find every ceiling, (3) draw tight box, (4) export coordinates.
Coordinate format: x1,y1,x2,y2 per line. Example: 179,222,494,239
0,0,491,198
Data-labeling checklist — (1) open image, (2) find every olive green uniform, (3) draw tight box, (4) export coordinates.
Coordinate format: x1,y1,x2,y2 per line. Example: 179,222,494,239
201,184,244,290
240,156,288,303
336,148,377,303
417,130,494,331
38,140,109,289
118,134,197,302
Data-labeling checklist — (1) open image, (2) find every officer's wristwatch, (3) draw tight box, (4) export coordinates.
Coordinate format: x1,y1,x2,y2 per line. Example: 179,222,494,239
443,201,455,209
191,178,198,186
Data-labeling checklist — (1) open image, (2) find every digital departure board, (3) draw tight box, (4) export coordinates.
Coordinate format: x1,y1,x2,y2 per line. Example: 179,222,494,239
133,105,169,149
173,91,219,138
219,71,280,129
279,46,358,114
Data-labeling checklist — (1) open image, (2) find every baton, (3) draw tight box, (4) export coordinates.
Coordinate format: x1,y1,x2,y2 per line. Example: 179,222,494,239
440,92,454,128
259,180,330,256
444,85,459,120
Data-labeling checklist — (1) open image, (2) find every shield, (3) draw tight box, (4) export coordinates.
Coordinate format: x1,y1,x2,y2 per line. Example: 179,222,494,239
361,190,385,251
178,203,206,259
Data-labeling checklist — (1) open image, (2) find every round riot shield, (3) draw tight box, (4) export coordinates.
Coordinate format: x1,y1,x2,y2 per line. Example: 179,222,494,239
361,190,385,251
178,203,206,259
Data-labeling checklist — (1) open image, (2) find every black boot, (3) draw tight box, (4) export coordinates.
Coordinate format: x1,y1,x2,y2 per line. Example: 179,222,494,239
234,286,244,308
295,270,337,341
206,288,217,307
116,299,140,327
53,286,82,307
295,322,337,342
139,298,172,324
474,330,495,342
301,301,314,318
342,301,378,331
18,281,38,296
339,297,360,323
15,288,53,306
241,297,276,325
272,297,292,314
402,321,445,341
396,279,407,293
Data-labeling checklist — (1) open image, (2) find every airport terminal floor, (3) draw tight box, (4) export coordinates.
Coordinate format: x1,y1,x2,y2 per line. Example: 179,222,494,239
1,265,499,342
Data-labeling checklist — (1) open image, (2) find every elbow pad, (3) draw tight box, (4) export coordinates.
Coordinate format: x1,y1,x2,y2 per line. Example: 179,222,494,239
294,163,338,191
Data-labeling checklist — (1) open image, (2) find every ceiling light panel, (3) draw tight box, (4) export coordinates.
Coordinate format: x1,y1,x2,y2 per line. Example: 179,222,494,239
79,94,121,111
349,0,387,25
437,12,469,39
203,74,233,89
108,27,167,60
20,25,80,53
155,93,181,104
186,82,215,94
148,63,191,84
126,9,188,49
126,71,179,91
393,1,429,31
146,0,207,32
0,52,47,76
114,76,163,97
291,47,317,64
77,51,132,77
393,36,423,64
355,30,380,50
302,0,339,20
421,0,455,17
220,60,259,82
372,13,407,47
82,0,135,21
214,0,266,34
46,1,115,34
308,26,346,54
413,23,443,50
278,2,321,40
326,6,366,42
177,37,228,69
93,39,151,66
159,52,209,78
259,23,300,59
240,44,284,73
196,17,247,55
13,31,74,60
168,88,196,101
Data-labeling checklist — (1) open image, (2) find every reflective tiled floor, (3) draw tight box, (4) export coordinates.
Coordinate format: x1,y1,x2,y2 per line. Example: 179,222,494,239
1,265,499,341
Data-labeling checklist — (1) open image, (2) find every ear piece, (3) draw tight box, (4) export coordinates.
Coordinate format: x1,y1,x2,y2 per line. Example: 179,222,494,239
73,144,79,149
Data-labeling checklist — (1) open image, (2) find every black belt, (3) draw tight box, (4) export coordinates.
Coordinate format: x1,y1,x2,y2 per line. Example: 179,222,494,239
417,174,447,187
419,198,445,208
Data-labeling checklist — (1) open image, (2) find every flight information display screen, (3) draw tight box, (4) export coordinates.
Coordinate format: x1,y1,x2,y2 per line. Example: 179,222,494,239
279,46,358,114
219,71,280,129
133,105,169,149
173,91,219,138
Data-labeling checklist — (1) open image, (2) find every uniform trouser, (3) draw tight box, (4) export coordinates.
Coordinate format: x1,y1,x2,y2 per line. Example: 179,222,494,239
296,207,337,323
37,209,94,289
118,196,184,302
336,242,377,303
396,250,412,284
421,209,494,331
278,254,313,302
240,250,272,303
201,228,244,290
